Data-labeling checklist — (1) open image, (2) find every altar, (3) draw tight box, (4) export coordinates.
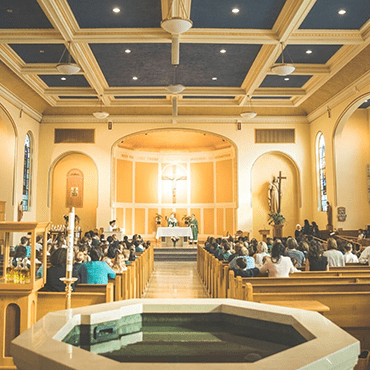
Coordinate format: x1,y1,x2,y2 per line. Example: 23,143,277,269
156,227,192,247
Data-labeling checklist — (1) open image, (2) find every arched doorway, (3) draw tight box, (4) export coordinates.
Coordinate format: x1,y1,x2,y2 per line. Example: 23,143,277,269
111,128,237,239
251,151,300,238
51,152,98,232
334,94,370,228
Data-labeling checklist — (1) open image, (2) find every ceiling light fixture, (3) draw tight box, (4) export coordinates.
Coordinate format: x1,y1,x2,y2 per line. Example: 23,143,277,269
338,9,346,15
125,49,131,53
93,95,109,119
232,8,240,14
166,65,185,94
113,7,120,13
61,77,66,81
220,49,226,53
132,76,138,80
212,77,217,80
240,95,257,120
161,0,193,65
284,77,290,81
306,50,312,54
271,42,295,76
56,42,81,75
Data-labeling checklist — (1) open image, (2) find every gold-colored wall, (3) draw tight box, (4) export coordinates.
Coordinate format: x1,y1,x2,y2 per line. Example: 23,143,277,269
135,162,158,203
116,159,133,203
190,162,214,203
51,153,98,232
252,152,298,238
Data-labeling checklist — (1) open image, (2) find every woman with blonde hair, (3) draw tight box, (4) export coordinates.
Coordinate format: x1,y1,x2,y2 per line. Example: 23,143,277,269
254,241,269,267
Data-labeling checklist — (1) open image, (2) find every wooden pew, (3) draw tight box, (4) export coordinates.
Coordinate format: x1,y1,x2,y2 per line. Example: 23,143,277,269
37,282,114,320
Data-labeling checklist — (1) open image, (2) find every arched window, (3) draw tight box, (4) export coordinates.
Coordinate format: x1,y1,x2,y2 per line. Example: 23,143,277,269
22,133,32,211
316,132,327,212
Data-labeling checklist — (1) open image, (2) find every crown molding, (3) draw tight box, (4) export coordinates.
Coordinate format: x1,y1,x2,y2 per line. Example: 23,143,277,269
41,114,308,124
307,70,370,122
0,84,43,122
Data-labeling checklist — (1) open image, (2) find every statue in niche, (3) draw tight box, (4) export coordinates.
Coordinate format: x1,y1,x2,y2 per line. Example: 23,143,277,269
268,176,279,214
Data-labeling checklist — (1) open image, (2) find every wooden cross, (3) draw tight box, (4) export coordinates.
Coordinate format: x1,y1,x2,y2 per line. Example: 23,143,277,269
162,164,187,203
277,171,286,214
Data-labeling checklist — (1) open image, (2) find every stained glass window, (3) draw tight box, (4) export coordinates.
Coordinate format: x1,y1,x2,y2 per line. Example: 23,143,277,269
317,132,327,212
22,133,32,211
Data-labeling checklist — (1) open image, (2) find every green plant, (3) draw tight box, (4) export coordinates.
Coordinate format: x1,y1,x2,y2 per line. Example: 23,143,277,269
268,213,285,225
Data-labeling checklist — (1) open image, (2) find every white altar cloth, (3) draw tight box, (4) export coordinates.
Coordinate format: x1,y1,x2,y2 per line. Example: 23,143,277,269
156,227,192,239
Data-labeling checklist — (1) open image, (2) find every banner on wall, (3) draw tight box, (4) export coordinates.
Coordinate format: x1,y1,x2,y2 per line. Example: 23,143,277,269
66,169,83,208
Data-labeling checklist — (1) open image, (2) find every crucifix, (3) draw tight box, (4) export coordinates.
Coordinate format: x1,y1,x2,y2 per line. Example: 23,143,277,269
277,171,286,214
162,164,187,203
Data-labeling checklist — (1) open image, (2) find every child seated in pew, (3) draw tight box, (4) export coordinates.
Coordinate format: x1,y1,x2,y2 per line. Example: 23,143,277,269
344,243,359,263
229,246,255,270
232,257,260,278
259,241,300,277
111,251,128,273
254,241,269,267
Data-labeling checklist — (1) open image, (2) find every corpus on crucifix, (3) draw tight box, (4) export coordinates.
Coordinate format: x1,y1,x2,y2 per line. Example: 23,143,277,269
268,171,286,214
162,164,187,203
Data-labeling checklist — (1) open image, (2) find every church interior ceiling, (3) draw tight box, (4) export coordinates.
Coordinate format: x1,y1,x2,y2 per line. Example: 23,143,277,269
0,0,369,121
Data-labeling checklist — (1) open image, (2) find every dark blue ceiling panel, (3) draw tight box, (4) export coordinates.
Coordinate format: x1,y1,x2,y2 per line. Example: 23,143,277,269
276,45,342,64
0,0,52,29
39,75,91,88
252,96,291,99
9,44,67,64
115,96,166,99
191,0,287,29
59,96,98,99
67,0,161,28
183,96,234,99
91,43,261,87
359,100,370,109
260,75,312,88
300,0,370,30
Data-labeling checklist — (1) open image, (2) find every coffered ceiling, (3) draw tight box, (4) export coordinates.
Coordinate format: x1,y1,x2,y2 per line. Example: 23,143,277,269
0,0,369,121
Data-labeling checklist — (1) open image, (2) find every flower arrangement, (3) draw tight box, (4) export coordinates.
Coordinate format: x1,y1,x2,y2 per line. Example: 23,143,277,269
268,213,286,225
155,213,163,225
182,215,191,225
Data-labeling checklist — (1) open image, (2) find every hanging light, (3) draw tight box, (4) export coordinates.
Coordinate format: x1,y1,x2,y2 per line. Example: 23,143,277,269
166,65,185,94
93,95,109,119
271,42,295,76
161,0,192,65
240,95,257,120
56,42,80,75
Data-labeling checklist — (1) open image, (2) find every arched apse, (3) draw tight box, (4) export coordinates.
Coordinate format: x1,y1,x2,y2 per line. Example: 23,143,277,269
51,152,98,231
334,93,370,228
0,104,18,217
111,128,238,238
251,151,300,238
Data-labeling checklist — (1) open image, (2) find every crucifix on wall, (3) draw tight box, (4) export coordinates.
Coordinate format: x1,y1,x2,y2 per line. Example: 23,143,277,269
162,164,187,203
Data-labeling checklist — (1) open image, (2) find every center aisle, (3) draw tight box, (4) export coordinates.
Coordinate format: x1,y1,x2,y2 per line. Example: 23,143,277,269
142,261,209,298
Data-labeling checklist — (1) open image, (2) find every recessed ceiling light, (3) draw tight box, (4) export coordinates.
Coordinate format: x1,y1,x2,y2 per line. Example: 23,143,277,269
125,49,131,53
132,76,138,80
338,9,346,15
39,50,44,53
212,77,217,80
61,77,67,81
220,49,226,54
7,9,13,13
284,77,290,81
306,50,312,54
113,7,120,13
232,8,240,14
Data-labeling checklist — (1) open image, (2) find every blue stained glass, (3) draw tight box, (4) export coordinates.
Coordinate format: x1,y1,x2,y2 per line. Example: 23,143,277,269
317,133,327,212
22,134,31,211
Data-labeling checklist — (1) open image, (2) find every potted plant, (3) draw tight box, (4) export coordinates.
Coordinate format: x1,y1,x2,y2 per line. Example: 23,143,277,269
155,213,163,225
268,213,285,238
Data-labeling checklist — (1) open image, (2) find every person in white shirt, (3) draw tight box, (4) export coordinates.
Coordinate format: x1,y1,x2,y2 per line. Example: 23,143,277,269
259,242,300,277
323,238,345,267
344,243,359,263
108,220,117,232
254,241,269,267
359,246,370,264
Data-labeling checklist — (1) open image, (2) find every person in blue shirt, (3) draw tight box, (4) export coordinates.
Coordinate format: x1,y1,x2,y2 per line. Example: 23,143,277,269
80,248,116,284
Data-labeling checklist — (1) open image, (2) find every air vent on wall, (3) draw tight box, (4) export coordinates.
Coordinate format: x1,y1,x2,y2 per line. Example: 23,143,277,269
255,129,295,143
55,129,95,144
